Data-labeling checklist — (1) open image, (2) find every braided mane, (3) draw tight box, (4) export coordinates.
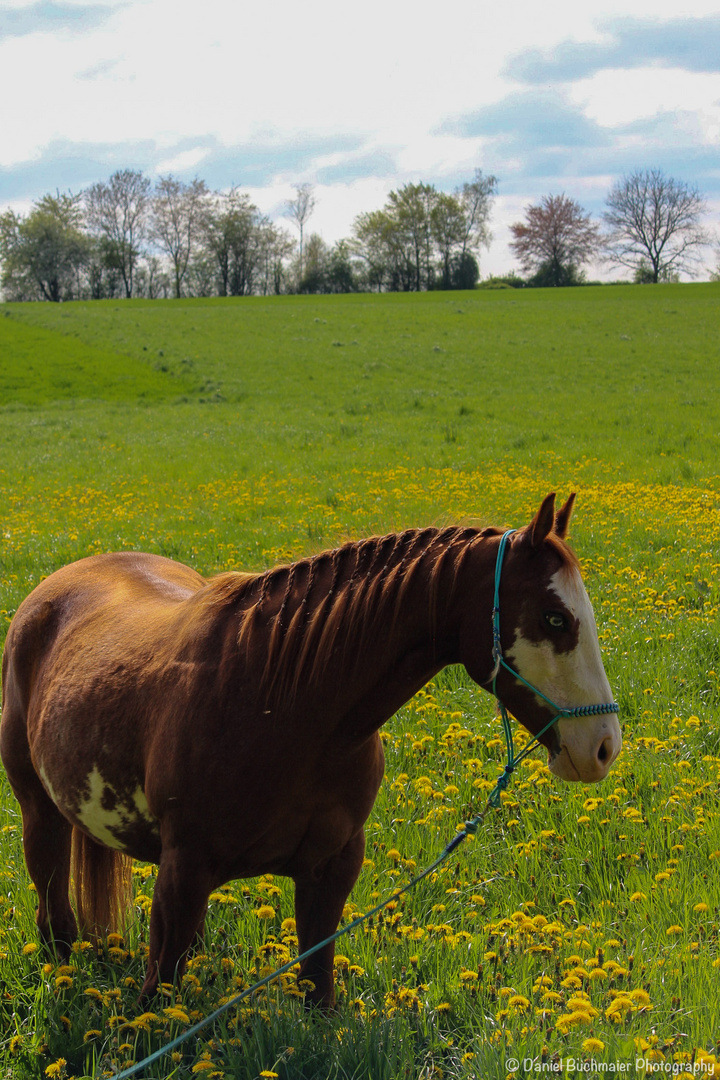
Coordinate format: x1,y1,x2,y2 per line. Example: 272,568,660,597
219,526,478,703
207,520,578,705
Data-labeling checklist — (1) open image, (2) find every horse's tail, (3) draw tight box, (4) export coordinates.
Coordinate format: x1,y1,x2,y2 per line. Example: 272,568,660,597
71,828,133,941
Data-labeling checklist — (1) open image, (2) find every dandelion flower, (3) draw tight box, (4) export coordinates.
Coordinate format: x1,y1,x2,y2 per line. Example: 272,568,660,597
582,1038,605,1052
163,1006,190,1024
254,905,275,920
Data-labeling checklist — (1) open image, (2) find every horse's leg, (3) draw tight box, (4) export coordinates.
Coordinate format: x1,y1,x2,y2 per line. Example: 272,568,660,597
140,847,212,999
0,692,78,953
293,829,366,1010
21,795,77,953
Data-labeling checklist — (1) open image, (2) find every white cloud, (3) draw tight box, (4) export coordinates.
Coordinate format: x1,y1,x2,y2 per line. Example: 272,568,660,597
570,67,720,128
154,147,211,175
1,0,718,280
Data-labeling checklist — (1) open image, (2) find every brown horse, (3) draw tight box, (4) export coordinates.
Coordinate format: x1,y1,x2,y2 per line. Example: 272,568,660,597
0,492,620,1006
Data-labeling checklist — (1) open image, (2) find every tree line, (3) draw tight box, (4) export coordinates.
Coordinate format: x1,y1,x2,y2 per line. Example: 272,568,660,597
0,166,712,302
0,170,497,302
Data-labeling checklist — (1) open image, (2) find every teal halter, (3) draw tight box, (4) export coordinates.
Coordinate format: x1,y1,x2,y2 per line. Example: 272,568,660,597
486,529,619,807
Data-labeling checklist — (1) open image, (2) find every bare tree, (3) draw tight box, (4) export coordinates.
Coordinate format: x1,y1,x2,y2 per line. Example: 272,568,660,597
603,169,709,283
458,169,497,257
84,169,151,298
510,193,601,286
284,183,316,277
256,221,295,295
150,176,209,298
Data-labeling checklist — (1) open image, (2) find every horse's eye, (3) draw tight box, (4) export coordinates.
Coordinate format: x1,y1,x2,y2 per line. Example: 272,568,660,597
544,612,568,631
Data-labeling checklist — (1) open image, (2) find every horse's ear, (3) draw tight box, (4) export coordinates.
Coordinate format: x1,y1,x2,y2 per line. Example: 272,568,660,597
529,492,556,549
554,492,576,539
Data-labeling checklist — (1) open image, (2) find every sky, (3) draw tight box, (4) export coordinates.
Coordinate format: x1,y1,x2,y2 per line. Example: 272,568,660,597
1,0,719,279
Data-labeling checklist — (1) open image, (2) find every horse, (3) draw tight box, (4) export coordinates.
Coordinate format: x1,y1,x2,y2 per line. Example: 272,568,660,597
0,492,621,1007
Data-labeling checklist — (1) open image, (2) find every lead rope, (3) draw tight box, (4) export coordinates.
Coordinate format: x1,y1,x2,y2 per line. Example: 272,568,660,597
110,528,618,1079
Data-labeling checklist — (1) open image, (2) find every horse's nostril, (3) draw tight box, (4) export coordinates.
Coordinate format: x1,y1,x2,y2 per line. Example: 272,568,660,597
597,737,610,764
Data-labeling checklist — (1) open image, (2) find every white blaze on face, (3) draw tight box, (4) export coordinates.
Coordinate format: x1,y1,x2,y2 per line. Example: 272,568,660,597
506,564,621,783
75,766,159,851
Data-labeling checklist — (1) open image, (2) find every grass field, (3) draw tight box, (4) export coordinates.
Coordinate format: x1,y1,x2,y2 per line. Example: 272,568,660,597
1,284,720,1078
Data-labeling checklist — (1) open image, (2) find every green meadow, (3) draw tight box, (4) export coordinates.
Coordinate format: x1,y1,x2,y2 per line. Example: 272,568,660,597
1,284,720,1078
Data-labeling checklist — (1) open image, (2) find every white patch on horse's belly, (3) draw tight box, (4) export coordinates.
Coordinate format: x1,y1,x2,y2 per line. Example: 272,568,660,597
75,766,159,851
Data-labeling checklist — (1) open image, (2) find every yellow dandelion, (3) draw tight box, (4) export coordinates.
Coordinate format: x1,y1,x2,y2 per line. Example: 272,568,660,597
508,995,530,1010
45,1060,67,1078
693,902,708,913
254,905,275,920
582,1038,605,1052
666,925,683,936
555,1010,592,1033
21,943,38,955
629,892,646,902
163,1006,190,1023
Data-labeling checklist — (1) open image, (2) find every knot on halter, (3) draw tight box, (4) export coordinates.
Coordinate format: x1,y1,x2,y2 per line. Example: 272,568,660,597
488,764,514,807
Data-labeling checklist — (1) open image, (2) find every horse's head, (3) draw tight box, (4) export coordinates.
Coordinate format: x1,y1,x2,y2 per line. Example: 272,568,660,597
461,493,621,784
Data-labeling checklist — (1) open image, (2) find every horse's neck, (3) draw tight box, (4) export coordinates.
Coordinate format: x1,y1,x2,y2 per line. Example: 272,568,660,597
255,528,485,723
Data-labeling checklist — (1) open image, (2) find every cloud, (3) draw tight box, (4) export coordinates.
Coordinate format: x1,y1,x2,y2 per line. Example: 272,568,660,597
506,14,720,83
316,151,397,185
443,90,608,151
0,1,120,40
0,132,368,204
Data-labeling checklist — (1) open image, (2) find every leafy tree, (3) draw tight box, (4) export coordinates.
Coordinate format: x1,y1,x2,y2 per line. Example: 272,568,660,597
353,208,411,292
150,176,209,298
297,233,329,293
84,170,151,298
390,182,437,291
510,194,600,287
204,188,265,296
449,251,479,289
353,173,496,292
297,237,359,294
325,240,359,293
0,192,89,301
431,192,468,289
603,169,708,283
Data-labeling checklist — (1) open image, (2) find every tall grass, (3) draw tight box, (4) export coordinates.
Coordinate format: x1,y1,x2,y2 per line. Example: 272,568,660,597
1,285,719,1077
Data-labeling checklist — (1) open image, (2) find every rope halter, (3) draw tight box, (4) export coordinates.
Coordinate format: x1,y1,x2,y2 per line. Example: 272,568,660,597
486,529,619,808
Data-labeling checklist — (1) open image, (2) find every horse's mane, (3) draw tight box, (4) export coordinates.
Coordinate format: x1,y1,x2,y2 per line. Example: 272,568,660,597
207,522,578,705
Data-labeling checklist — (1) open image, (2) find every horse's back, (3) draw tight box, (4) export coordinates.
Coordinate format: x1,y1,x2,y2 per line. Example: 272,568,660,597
3,552,206,712
1,552,213,860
